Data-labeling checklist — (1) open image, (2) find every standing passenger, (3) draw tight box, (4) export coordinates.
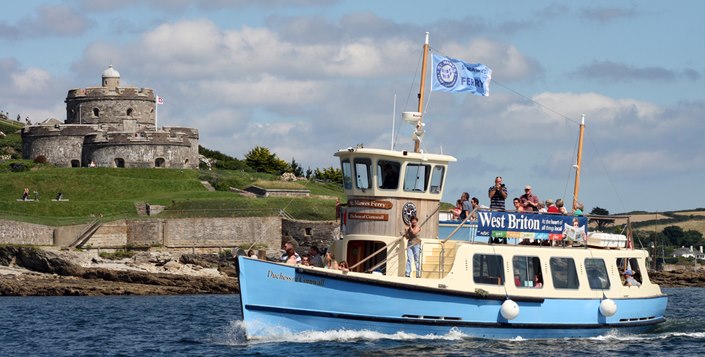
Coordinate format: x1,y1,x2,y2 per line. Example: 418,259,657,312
405,216,422,278
488,177,508,211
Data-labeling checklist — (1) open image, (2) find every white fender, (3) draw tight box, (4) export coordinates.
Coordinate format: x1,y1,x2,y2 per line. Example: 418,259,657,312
500,299,520,320
599,299,617,317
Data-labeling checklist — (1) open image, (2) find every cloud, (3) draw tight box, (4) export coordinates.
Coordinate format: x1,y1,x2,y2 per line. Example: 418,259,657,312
572,60,678,82
0,4,93,39
11,68,51,93
579,5,640,24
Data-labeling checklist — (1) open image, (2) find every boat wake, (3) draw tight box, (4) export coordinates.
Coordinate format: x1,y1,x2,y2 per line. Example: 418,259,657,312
222,321,467,345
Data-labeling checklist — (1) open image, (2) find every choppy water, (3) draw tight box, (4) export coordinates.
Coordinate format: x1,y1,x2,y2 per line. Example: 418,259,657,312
1,288,703,356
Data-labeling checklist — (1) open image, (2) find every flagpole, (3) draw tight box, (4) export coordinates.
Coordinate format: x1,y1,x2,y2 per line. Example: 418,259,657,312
572,114,585,209
155,95,159,129
414,32,429,154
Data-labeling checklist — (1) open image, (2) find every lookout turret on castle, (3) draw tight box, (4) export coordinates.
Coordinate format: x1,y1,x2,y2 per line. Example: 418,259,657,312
65,64,156,131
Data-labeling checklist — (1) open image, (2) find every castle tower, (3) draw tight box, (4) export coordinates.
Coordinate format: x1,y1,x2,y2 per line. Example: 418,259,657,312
102,64,120,89
64,65,156,129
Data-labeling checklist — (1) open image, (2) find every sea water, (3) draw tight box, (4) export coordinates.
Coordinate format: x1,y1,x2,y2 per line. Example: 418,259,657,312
1,288,703,356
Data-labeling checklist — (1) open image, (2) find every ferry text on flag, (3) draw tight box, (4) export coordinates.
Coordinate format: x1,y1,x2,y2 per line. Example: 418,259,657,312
431,54,492,96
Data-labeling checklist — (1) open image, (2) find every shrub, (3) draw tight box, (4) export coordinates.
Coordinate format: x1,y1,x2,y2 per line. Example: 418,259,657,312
33,155,47,164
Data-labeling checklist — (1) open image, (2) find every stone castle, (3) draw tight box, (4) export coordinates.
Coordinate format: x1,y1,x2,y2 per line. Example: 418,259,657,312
22,65,199,168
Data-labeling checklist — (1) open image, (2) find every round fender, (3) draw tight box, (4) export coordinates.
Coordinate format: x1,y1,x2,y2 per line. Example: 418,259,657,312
599,299,617,317
500,299,520,320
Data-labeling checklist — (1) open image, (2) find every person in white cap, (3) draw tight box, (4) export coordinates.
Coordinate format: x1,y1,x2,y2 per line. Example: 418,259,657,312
520,185,540,212
624,269,641,287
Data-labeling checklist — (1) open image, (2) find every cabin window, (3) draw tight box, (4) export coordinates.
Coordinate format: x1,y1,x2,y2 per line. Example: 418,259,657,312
473,254,504,285
429,165,445,194
512,256,542,288
550,257,579,289
403,163,430,192
585,258,610,290
341,160,352,189
377,160,400,190
616,257,642,285
354,158,372,190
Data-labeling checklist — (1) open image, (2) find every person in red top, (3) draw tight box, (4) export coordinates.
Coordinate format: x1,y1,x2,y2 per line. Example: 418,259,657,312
546,198,560,213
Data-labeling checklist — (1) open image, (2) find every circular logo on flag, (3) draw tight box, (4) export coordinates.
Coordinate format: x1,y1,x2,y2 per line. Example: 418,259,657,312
402,202,417,225
436,60,458,88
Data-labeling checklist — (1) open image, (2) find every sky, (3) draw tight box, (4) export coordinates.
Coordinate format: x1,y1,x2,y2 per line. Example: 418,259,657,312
1,0,703,214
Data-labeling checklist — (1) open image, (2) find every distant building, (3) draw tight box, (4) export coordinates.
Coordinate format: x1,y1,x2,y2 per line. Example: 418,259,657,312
22,65,199,168
672,246,705,260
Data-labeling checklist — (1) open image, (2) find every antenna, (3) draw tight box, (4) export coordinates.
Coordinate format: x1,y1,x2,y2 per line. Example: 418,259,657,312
391,94,396,150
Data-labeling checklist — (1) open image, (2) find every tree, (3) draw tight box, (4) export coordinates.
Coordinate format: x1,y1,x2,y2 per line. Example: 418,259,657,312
244,146,289,175
313,166,343,184
662,225,685,246
589,206,614,230
290,158,304,177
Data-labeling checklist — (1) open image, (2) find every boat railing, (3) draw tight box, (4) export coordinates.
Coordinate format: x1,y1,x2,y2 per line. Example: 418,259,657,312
441,207,479,243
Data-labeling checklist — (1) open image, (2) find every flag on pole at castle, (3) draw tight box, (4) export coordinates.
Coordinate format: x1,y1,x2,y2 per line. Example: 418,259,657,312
431,53,492,96
156,96,164,105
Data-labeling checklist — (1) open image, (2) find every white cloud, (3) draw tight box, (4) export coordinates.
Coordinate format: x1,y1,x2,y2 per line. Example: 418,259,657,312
11,68,51,92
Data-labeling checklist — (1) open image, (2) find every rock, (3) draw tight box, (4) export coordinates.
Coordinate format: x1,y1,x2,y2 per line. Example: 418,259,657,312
132,251,173,266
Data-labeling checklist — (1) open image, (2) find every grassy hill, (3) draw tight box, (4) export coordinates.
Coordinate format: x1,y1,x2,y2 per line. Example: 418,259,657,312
0,165,343,226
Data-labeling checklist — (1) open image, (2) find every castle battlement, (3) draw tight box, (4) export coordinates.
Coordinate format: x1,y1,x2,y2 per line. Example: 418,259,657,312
22,65,199,169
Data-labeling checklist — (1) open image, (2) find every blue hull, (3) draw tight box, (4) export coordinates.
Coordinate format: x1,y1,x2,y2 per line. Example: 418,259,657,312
237,257,667,339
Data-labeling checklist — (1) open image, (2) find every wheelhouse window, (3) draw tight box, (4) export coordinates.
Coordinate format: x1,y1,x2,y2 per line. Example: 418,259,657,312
585,258,610,290
354,158,371,190
473,254,504,285
550,257,579,289
512,256,542,288
403,163,430,192
616,257,642,285
377,160,400,190
341,160,352,189
429,165,445,194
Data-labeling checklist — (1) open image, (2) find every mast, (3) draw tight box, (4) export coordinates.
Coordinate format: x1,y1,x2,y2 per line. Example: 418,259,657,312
414,32,430,153
572,114,585,209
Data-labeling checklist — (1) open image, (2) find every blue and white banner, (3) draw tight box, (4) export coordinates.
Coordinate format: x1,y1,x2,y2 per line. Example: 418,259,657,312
476,211,588,241
431,53,492,96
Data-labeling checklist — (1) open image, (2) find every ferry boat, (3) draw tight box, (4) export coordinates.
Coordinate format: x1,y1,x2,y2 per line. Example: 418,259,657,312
236,34,667,339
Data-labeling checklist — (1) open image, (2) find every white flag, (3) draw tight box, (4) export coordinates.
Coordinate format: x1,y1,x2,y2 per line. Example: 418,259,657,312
157,96,164,105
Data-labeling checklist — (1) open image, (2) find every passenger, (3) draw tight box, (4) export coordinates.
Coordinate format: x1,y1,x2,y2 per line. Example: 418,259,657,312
488,176,508,211
624,270,641,287
301,256,311,266
533,274,543,288
404,215,422,278
469,197,487,220
537,201,547,213
281,242,301,265
555,198,568,215
308,246,325,268
452,199,462,220
338,261,349,272
247,250,258,259
513,197,524,212
546,199,559,213
514,275,521,287
573,201,584,216
325,251,339,270
459,192,472,221
520,185,540,212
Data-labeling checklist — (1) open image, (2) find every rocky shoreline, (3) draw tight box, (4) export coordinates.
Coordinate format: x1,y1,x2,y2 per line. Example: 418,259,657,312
0,246,238,296
1,246,704,296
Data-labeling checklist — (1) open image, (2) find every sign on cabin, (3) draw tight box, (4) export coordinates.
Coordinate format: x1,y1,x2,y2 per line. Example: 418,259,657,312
476,211,587,241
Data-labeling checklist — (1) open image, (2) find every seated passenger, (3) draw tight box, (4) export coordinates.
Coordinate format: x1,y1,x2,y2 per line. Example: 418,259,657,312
533,274,543,288
555,198,568,215
452,199,462,220
513,198,524,212
546,199,559,213
339,261,349,272
573,201,584,216
623,269,641,287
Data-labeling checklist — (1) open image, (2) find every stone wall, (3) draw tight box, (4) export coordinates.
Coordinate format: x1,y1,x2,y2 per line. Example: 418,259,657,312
83,220,129,248
282,219,340,254
127,220,163,247
164,217,282,249
0,219,54,245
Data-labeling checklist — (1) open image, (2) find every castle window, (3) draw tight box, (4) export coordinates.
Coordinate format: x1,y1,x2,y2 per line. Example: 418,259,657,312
71,160,80,168
114,158,125,168
155,158,165,168
93,108,100,117
127,108,133,116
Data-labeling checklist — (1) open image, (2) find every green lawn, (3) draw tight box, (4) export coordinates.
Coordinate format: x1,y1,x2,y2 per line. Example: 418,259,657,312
0,166,343,225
